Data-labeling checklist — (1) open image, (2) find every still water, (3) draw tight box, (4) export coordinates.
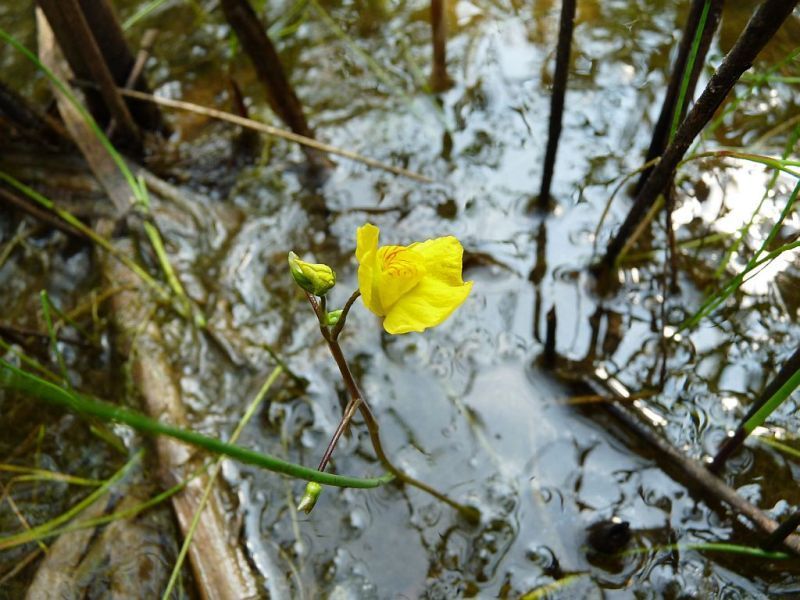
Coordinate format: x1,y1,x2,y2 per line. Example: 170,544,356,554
1,0,799,597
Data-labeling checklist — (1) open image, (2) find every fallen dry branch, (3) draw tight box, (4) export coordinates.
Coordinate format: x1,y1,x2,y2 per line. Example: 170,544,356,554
108,261,261,599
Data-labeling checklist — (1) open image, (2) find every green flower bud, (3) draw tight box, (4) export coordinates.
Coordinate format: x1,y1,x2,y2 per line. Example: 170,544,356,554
288,252,336,296
297,481,322,514
325,309,343,327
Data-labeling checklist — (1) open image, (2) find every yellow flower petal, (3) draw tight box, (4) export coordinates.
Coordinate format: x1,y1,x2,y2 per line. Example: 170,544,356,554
383,278,473,334
356,223,380,262
375,246,426,312
358,247,381,314
408,236,467,286
354,224,473,334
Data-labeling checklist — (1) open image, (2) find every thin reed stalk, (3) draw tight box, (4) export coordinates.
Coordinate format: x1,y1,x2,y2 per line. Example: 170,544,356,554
633,0,722,195
429,0,454,92
710,344,800,473
598,0,799,275
536,0,576,209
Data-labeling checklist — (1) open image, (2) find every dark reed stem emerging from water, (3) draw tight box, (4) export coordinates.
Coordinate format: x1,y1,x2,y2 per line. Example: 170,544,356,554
763,509,800,551
37,0,140,147
536,0,576,210
710,344,800,474
633,0,723,196
598,0,799,276
429,0,454,92
543,306,557,367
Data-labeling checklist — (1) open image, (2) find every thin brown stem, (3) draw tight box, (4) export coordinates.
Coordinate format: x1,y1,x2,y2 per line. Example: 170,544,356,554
356,391,479,522
330,290,361,340
317,396,361,471
304,291,326,331
304,292,480,523
326,336,479,522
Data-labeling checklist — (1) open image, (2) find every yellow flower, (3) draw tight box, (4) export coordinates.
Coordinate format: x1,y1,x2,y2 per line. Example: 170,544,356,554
288,251,336,296
355,223,473,334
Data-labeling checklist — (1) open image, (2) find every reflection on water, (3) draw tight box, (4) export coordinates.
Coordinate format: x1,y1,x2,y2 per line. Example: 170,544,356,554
0,0,799,596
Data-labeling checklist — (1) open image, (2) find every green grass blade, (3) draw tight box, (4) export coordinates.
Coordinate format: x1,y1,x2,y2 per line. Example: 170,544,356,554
681,178,800,329
122,0,173,30
758,436,800,461
0,456,203,551
621,542,791,560
0,451,142,551
669,0,711,143
713,125,800,279
0,171,170,303
162,365,283,599
744,366,800,435
0,464,103,487
0,338,55,381
521,574,589,599
0,28,142,202
39,291,69,387
699,45,800,146
0,27,202,323
0,359,393,489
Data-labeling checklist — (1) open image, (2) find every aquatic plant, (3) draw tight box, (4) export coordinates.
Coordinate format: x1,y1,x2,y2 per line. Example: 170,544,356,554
289,224,478,520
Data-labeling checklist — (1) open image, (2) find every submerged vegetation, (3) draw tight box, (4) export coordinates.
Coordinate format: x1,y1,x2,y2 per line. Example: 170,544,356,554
1,0,799,596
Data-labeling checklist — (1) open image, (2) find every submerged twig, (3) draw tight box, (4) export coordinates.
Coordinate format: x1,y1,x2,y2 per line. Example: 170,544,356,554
763,509,800,551
0,187,84,239
162,366,283,600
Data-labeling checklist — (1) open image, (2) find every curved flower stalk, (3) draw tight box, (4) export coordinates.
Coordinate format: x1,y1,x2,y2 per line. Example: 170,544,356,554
355,223,473,334
288,225,478,522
